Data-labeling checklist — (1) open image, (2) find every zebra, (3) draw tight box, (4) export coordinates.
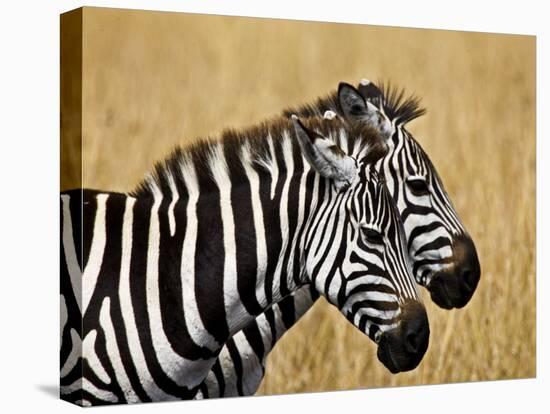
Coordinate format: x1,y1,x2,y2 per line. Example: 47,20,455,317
195,80,481,398
284,80,481,308
60,114,429,406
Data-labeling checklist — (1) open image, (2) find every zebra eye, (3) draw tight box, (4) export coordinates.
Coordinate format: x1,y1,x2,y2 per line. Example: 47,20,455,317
407,178,430,196
363,228,384,244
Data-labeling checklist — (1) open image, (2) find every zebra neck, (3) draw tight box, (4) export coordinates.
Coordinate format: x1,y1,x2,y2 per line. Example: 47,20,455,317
135,154,324,352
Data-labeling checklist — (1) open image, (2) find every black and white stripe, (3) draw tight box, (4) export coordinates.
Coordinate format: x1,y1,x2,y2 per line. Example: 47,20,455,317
196,285,319,399
60,115,426,405
283,80,479,304
197,80,480,398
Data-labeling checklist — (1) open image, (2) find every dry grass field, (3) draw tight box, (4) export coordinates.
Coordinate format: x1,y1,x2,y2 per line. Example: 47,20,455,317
62,7,536,395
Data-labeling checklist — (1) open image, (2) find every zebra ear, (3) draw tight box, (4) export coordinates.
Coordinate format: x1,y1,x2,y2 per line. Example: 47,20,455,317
339,82,395,140
291,115,357,191
338,82,370,120
358,78,383,106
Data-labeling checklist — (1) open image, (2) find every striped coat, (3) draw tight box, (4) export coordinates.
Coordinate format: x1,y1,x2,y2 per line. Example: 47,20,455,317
60,114,428,405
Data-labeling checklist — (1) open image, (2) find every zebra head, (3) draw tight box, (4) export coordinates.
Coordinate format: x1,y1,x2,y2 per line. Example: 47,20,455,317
337,81,481,309
291,115,429,373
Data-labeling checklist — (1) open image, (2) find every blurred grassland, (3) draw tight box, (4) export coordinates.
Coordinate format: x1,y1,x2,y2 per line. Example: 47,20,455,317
64,6,536,395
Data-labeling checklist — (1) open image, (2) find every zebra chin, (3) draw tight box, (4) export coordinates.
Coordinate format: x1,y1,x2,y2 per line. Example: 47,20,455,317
375,301,430,374
427,234,481,309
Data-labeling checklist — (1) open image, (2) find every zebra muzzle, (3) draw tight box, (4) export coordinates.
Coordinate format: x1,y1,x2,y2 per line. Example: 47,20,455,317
427,234,480,309
375,301,430,373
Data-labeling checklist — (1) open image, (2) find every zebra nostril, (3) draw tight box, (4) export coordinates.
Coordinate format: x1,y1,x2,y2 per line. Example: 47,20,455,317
405,332,419,354
400,301,429,356
460,263,480,294
461,269,473,291
452,234,481,300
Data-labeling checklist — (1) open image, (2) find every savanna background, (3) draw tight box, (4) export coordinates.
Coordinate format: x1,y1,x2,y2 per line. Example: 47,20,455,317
60,7,536,395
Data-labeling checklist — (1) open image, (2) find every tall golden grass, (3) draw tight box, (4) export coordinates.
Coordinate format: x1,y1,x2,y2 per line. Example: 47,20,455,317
66,7,536,395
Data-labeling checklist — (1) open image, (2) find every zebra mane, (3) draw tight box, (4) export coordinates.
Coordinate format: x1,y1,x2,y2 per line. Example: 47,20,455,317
281,92,339,119
282,81,426,126
378,81,426,125
130,116,387,198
